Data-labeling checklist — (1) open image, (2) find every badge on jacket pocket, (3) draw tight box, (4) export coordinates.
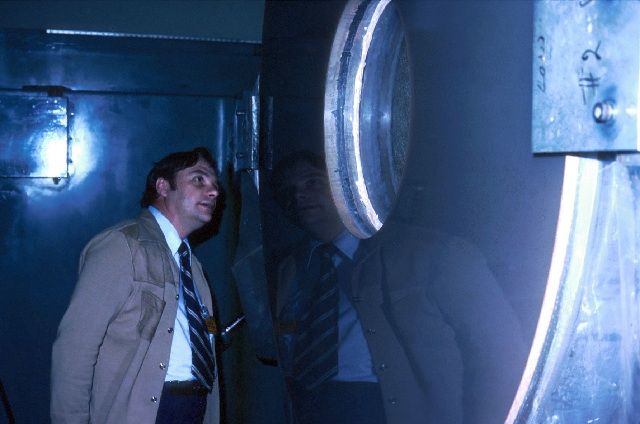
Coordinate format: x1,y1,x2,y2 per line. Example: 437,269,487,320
205,318,218,334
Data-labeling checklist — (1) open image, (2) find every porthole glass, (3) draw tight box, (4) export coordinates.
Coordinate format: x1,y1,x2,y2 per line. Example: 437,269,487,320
324,0,411,238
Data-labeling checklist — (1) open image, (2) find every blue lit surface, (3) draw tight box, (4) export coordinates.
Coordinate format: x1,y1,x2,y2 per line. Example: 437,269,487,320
510,157,640,423
532,1,640,153
509,1,640,421
0,28,262,423
0,94,68,177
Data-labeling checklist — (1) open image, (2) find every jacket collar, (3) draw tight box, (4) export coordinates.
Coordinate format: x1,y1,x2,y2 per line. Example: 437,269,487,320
137,208,169,243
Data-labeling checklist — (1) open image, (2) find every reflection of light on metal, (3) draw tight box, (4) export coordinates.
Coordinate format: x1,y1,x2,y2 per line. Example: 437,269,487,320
533,1,640,152
507,155,601,423
46,28,261,45
214,98,226,175
325,0,410,238
26,112,98,197
32,130,68,178
592,101,616,124
34,97,70,178
351,0,391,231
67,115,97,189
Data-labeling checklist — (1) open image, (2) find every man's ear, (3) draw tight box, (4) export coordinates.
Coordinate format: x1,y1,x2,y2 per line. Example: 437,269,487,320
156,177,170,198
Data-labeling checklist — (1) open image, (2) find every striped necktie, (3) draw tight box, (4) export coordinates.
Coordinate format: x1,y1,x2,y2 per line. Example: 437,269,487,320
293,242,340,390
178,242,215,391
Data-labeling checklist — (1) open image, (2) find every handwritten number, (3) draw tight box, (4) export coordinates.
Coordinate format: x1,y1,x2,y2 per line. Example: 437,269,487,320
578,73,600,87
536,36,546,93
538,66,546,92
581,41,602,61
579,69,600,105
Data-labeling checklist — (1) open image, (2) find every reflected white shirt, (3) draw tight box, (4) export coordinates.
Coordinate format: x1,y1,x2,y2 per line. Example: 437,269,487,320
309,231,378,383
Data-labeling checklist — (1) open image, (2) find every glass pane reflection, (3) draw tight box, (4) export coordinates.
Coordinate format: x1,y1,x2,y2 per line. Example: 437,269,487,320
271,150,526,423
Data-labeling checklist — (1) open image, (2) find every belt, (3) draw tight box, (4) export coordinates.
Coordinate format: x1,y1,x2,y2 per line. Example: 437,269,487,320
163,380,209,396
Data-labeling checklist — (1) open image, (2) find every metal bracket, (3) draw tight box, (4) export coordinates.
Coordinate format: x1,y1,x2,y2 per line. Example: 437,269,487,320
234,92,259,172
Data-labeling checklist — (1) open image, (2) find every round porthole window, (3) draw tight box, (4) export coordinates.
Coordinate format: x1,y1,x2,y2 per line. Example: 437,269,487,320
324,0,411,238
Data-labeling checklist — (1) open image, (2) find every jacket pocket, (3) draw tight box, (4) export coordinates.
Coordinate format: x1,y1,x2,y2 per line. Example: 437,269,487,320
137,290,165,340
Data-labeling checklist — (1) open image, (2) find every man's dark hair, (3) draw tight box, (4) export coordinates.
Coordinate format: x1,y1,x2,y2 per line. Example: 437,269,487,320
270,150,326,191
269,150,329,215
140,147,216,207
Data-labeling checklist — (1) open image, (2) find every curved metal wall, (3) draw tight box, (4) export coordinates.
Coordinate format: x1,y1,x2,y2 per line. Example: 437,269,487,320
260,0,565,422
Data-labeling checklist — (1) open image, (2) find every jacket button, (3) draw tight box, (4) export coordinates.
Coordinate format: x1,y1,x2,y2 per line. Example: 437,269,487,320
378,363,387,371
175,294,179,300
151,396,158,403
388,397,398,406
168,327,174,333
159,363,166,370
367,328,376,335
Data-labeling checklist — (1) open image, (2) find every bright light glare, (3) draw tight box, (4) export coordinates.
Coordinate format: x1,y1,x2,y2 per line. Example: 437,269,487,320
33,130,68,177
506,156,601,422
25,112,97,197
67,115,98,189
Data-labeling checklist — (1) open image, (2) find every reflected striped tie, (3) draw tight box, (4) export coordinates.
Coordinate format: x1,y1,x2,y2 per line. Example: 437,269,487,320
293,243,340,390
178,242,215,391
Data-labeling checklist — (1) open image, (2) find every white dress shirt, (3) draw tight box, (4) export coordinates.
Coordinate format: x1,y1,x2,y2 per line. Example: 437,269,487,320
149,206,203,382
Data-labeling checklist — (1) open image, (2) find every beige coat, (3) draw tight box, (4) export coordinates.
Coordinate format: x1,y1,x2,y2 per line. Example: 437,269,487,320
51,210,219,424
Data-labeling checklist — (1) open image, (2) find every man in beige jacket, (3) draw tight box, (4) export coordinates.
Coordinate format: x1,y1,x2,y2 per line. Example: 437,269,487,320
51,147,221,424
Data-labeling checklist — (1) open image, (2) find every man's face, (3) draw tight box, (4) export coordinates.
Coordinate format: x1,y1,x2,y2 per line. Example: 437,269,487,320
277,162,343,238
156,158,219,238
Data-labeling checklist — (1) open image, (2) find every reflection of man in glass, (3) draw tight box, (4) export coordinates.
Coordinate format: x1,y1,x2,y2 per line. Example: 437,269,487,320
271,151,526,424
